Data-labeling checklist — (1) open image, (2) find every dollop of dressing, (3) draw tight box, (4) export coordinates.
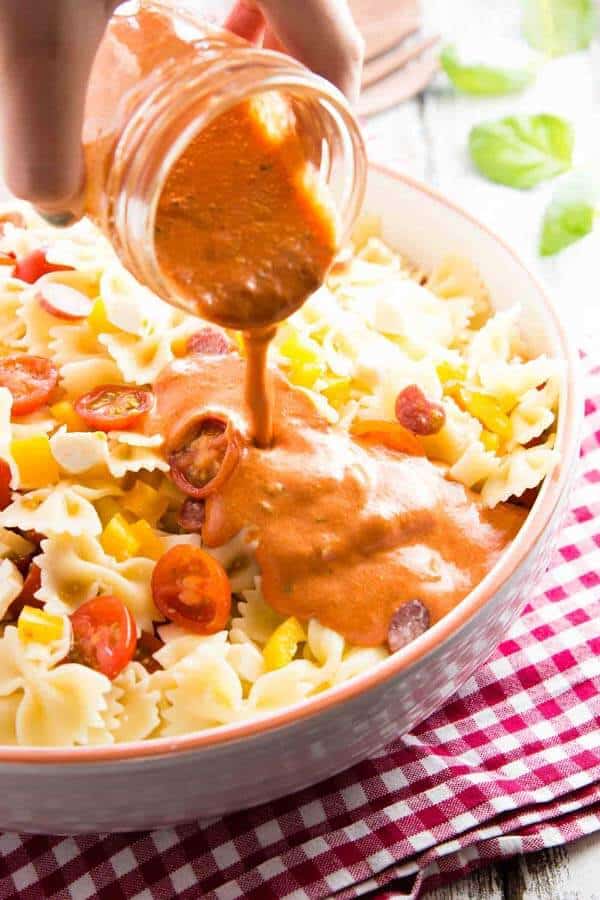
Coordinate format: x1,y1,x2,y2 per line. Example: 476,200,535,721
151,354,526,647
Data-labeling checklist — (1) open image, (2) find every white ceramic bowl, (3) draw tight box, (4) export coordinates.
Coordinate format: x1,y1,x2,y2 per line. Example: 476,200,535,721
0,164,582,833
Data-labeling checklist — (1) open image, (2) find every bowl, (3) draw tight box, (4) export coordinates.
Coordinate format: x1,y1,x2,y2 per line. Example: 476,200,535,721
0,164,582,833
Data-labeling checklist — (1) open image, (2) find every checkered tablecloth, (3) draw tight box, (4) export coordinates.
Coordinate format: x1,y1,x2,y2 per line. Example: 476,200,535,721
0,356,598,900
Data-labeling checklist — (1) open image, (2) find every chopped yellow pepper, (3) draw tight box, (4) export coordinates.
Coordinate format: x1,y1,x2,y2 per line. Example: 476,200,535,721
289,361,324,389
10,436,60,489
87,298,116,335
101,513,141,561
279,329,322,366
263,616,306,671
50,400,87,432
129,519,164,561
437,360,468,385
95,496,123,528
18,606,64,645
171,334,189,357
123,480,169,525
480,429,500,453
454,387,512,440
322,376,352,409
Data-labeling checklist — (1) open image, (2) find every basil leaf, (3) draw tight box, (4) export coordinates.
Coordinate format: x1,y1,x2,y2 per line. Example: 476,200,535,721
469,114,574,188
440,45,534,96
522,0,596,57
539,170,598,256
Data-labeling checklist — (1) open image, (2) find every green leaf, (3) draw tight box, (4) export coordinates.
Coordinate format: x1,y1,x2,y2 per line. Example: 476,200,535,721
469,114,574,189
539,170,599,255
522,0,596,57
440,45,535,96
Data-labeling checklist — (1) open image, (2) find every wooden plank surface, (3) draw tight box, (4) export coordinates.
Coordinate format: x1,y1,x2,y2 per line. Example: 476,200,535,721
363,1,600,897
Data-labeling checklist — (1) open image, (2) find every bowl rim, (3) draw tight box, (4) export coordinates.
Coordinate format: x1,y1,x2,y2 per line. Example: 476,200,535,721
0,162,582,765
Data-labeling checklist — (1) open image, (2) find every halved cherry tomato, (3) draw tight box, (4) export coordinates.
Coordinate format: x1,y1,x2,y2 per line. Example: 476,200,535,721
0,459,12,510
70,595,137,680
186,328,232,356
351,419,425,456
37,283,93,321
168,414,241,499
151,545,231,634
75,384,153,432
0,355,59,415
9,563,43,618
14,249,73,284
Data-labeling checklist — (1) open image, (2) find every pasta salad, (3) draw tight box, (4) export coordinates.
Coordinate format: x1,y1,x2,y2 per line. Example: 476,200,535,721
0,205,561,747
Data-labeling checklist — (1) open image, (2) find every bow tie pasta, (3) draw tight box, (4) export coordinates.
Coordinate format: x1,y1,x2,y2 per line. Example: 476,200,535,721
0,204,562,747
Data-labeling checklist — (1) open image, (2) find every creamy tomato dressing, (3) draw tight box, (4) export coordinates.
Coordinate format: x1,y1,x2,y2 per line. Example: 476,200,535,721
154,96,338,445
150,354,526,647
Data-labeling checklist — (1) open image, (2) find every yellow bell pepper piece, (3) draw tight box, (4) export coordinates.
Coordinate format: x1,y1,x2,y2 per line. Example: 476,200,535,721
10,436,60,489
95,496,123,528
437,360,468,385
480,429,500,453
50,400,87,432
279,329,322,366
288,361,324,389
123,480,169,525
18,606,64,645
263,616,306,671
87,298,117,335
129,519,164,561
322,376,352,409
455,387,512,440
101,513,141,561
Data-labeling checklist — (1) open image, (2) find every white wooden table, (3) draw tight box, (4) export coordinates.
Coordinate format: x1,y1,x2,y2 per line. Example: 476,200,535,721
364,1,600,896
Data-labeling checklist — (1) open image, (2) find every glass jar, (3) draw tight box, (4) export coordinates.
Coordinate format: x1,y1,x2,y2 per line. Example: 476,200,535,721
83,0,366,327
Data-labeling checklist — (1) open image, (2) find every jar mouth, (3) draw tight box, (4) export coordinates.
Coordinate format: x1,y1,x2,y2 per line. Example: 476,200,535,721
110,48,366,318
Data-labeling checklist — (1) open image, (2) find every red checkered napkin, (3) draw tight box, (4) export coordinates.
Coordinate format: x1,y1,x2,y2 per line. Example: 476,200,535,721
0,357,599,900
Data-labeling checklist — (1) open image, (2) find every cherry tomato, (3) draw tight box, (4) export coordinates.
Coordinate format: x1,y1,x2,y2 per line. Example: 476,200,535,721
395,385,445,436
0,459,12,510
151,545,231,634
75,384,153,432
70,595,137,680
186,328,232,356
9,563,43,618
37,283,93,321
0,355,59,416
168,414,241,499
350,419,425,456
14,249,73,284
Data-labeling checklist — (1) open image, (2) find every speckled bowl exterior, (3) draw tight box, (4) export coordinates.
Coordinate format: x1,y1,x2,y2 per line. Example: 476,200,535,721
0,165,582,834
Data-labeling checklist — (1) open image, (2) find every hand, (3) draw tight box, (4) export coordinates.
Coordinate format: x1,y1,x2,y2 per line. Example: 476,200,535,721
0,0,363,223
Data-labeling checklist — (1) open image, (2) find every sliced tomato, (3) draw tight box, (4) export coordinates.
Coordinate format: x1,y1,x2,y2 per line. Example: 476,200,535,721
14,249,73,284
151,545,231,634
0,459,12,510
0,355,59,416
75,384,153,431
351,419,425,456
37,283,93,321
168,414,241,499
70,595,137,680
186,328,232,356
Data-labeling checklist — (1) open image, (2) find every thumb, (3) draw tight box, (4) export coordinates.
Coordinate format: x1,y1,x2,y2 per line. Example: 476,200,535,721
0,0,115,223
